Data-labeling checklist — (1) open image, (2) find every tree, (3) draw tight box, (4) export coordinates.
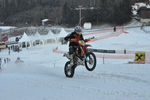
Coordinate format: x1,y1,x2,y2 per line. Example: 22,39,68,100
62,2,78,26
0,0,132,26
112,0,132,25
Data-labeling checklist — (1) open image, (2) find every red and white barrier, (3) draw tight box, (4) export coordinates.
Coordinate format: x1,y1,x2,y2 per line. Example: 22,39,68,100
52,27,149,63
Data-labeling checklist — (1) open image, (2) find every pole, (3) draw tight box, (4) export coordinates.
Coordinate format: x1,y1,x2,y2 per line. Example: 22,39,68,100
75,6,98,26
80,8,81,26
79,7,82,26
103,55,104,64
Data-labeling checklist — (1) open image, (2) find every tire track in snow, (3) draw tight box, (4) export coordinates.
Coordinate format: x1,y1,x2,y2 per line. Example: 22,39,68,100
76,71,150,85
8,73,149,99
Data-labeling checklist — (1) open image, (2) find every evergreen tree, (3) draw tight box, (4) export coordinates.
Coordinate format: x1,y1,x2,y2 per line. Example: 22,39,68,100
112,0,131,25
0,0,132,26
62,2,78,26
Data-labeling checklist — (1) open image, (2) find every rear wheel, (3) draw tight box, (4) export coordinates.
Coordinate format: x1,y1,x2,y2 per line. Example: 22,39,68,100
64,61,76,78
85,52,96,71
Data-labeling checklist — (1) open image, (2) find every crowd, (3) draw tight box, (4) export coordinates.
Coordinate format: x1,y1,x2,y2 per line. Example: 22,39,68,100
0,58,11,69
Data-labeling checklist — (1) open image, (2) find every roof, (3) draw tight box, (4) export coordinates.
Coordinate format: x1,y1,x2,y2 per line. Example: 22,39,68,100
19,32,30,42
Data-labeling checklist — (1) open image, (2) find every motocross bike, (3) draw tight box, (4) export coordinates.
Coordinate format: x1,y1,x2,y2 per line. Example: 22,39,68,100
63,39,96,78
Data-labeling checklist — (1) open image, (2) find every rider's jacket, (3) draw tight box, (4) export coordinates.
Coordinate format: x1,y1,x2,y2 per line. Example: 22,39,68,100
64,32,84,47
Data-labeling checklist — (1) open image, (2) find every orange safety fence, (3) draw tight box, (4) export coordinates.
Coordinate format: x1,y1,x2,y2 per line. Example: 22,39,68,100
145,52,150,64
52,47,134,59
53,26,149,63
88,31,123,43
83,26,128,36
52,47,150,64
95,54,134,59
83,28,113,36
116,50,138,54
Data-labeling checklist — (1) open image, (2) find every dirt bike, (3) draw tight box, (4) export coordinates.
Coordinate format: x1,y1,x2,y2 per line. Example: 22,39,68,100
63,39,96,78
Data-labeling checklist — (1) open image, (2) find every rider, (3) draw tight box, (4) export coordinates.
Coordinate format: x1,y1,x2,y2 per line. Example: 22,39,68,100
64,26,90,59
64,26,84,56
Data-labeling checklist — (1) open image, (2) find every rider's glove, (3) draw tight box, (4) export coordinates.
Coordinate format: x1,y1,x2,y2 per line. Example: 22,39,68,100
85,39,90,42
69,39,78,42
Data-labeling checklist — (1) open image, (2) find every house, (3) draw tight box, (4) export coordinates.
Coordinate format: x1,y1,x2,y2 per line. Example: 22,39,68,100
138,7,150,23
42,19,53,26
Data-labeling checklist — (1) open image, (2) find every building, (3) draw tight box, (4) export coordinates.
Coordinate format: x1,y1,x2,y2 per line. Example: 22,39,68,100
138,7,150,23
136,0,149,4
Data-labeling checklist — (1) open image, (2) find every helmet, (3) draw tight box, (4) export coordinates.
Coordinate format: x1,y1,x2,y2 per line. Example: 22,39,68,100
74,26,82,33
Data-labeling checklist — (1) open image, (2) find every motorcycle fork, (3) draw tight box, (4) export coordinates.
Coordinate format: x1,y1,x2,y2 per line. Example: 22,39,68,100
79,46,87,60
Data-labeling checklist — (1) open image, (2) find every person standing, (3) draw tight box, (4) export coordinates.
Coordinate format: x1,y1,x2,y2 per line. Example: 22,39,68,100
113,26,116,32
0,58,2,69
8,47,10,55
15,57,24,64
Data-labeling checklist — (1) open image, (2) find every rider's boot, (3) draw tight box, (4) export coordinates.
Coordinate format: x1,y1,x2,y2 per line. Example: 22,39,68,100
73,55,77,66
70,54,78,66
63,52,72,59
70,54,74,66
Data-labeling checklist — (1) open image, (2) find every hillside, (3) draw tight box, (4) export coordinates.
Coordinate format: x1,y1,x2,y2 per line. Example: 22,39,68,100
0,0,132,26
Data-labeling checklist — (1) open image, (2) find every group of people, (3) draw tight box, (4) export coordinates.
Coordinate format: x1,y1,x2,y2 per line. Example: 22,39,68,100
0,58,11,69
0,57,24,70
8,44,20,55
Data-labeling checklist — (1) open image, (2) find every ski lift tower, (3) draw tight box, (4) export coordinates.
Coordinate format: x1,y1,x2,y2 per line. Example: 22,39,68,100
75,5,84,26
75,5,95,26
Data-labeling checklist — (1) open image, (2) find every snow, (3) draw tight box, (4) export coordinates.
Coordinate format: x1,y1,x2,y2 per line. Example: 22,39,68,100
0,26,150,100
88,28,150,51
0,26,16,31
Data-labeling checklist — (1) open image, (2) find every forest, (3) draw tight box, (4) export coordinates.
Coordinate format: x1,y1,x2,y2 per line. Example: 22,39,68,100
0,0,135,26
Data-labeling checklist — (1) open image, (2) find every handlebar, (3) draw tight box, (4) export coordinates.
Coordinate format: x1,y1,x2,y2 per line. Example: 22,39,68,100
69,38,90,42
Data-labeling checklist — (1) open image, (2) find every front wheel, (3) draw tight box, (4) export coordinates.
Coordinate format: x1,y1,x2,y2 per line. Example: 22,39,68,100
85,52,96,71
64,61,76,78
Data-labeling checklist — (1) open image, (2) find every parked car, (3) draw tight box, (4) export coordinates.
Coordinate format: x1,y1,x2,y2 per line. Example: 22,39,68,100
0,42,7,49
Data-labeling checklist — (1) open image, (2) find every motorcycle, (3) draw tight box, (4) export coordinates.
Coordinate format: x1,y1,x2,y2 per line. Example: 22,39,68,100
63,39,97,78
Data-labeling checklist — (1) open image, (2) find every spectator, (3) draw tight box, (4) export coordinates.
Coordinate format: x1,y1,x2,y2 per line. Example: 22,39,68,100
15,37,19,43
114,26,116,32
15,57,24,64
8,47,10,55
7,58,11,63
4,59,6,64
0,58,2,69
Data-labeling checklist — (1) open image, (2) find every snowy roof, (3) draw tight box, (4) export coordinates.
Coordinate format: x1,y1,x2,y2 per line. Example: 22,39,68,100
19,32,30,42
28,34,35,41
56,28,67,37
42,19,49,22
34,31,41,40
47,30,55,38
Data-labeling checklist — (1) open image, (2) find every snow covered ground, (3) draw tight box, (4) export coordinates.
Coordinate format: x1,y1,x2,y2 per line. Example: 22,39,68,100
0,26,150,100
